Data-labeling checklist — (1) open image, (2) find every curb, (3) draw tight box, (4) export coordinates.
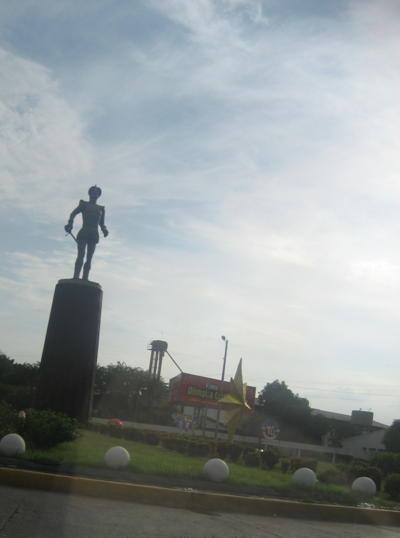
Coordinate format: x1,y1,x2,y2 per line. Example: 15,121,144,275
0,468,399,526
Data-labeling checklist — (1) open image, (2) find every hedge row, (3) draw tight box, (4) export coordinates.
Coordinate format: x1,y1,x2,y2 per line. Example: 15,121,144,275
86,422,289,468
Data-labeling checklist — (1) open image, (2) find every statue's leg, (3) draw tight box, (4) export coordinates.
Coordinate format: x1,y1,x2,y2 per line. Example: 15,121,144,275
74,239,86,279
82,241,96,281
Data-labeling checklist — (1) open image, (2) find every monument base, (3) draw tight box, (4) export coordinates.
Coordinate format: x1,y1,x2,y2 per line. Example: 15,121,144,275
34,279,103,423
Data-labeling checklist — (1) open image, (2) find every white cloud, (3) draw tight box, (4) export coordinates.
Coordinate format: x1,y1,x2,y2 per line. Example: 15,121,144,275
0,48,92,217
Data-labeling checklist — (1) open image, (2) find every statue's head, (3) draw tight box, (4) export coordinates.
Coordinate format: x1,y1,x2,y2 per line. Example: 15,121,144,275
88,185,102,199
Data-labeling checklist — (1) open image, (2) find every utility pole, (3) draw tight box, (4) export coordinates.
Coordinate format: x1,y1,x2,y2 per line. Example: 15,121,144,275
214,336,228,441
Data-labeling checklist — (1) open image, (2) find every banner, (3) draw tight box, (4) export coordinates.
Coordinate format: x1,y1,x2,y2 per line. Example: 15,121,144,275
168,372,256,412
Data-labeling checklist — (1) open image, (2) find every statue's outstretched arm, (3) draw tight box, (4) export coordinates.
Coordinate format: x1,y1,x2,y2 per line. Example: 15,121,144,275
65,201,83,233
100,208,109,237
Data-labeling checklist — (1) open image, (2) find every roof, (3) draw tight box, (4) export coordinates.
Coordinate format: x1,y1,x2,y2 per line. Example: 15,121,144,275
311,408,389,429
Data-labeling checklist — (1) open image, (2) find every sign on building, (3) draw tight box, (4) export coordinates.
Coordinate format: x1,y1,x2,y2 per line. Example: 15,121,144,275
168,372,256,412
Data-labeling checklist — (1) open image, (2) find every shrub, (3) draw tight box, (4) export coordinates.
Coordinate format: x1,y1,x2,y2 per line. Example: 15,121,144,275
261,449,280,470
347,465,383,491
244,451,261,468
226,443,243,462
207,440,217,453
187,440,211,458
107,424,123,438
290,457,318,472
216,441,229,459
280,458,290,474
335,463,349,473
174,438,189,454
145,431,160,446
125,428,145,442
382,420,400,453
187,440,199,457
16,409,79,449
85,421,95,431
242,446,256,457
0,401,17,438
384,474,400,500
162,435,177,451
99,423,109,435
370,453,400,478
318,466,347,486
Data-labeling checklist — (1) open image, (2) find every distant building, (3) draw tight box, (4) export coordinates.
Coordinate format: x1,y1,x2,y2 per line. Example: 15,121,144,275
311,408,389,432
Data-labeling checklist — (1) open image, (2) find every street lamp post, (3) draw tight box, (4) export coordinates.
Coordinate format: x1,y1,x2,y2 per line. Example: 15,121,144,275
214,336,228,440
134,387,147,423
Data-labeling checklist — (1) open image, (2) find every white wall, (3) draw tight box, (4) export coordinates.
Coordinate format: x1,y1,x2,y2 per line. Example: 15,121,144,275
341,429,387,460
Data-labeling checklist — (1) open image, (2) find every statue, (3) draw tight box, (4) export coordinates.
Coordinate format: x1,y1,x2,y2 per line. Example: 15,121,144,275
64,186,109,280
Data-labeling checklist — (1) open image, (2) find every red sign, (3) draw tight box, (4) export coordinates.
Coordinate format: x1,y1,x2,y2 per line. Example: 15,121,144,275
168,372,256,412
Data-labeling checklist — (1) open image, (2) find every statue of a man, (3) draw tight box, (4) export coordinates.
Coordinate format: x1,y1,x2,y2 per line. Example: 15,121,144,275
64,186,109,280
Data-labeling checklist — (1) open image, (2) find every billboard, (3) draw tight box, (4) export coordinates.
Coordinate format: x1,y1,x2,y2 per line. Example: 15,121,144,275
168,372,256,413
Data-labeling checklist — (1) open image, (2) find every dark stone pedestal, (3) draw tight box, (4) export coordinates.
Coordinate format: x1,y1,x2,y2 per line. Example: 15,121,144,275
34,279,103,423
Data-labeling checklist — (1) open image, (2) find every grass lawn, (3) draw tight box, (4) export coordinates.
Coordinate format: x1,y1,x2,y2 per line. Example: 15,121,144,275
18,430,399,509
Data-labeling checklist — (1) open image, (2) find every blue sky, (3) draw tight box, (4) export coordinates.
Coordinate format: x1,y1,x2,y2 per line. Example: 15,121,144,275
0,0,399,425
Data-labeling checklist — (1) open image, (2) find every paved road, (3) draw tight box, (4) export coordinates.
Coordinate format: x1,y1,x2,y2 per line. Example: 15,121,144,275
0,485,399,538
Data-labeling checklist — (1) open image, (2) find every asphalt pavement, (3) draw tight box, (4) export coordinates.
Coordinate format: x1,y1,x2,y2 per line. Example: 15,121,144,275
1,484,399,538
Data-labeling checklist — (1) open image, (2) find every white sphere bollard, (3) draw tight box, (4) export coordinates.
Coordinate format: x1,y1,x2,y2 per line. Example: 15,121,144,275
203,459,229,483
352,477,376,498
293,467,317,489
0,434,26,457
104,446,130,469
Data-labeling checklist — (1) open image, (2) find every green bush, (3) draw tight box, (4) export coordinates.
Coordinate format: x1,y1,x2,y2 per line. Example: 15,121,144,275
216,441,229,459
335,463,349,473
370,453,400,478
124,428,144,442
261,449,280,470
318,466,347,486
384,474,400,500
16,409,79,449
0,401,17,438
280,458,290,474
244,451,261,468
161,435,176,451
145,431,160,446
174,438,189,454
207,440,217,453
187,440,211,458
99,423,109,435
107,424,123,438
84,421,95,431
226,443,243,462
347,465,383,491
242,446,256,457
290,457,318,472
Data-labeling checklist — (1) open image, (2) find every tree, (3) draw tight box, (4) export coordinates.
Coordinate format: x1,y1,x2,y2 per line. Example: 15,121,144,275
383,420,400,453
258,380,328,444
94,362,177,425
0,352,40,409
258,380,311,422
324,419,358,448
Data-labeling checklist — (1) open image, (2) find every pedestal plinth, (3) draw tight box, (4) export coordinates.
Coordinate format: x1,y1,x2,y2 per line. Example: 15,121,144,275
34,279,103,423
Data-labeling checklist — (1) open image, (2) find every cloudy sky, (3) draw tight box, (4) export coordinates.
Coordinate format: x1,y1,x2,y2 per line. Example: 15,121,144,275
1,0,399,426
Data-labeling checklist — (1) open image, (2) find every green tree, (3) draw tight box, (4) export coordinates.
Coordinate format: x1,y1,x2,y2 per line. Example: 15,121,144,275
0,352,40,409
324,419,358,448
94,362,176,425
258,380,311,419
258,380,328,444
383,420,400,453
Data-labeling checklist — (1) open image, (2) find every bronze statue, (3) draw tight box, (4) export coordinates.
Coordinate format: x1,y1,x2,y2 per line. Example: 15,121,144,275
65,186,109,280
